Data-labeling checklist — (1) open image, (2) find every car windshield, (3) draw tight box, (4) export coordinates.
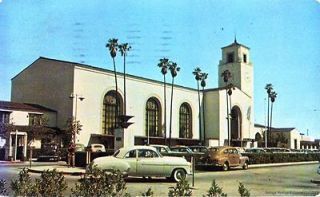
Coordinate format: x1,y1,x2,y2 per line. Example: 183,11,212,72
209,147,220,152
113,150,121,158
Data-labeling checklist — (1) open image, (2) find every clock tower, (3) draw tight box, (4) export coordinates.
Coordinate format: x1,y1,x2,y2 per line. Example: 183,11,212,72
218,39,253,97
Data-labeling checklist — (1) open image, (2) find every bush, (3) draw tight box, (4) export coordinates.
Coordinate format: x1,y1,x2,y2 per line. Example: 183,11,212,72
168,178,192,197
242,153,320,164
204,179,227,197
0,179,7,196
141,187,154,197
11,168,38,196
238,182,250,197
35,169,67,197
71,164,130,197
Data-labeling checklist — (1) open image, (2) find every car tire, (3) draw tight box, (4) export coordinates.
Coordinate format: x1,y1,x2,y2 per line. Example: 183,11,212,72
172,169,186,182
222,162,229,171
242,161,248,170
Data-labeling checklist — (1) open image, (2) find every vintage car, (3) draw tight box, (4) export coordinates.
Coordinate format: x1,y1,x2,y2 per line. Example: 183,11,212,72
170,145,193,154
90,146,192,181
197,146,249,171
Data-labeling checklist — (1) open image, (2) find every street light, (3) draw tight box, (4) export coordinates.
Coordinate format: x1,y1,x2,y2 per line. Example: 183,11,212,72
69,93,84,167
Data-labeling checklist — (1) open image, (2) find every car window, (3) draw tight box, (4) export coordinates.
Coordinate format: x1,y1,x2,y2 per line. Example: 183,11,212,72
232,149,238,154
113,150,120,158
138,149,158,158
124,150,136,158
160,147,167,153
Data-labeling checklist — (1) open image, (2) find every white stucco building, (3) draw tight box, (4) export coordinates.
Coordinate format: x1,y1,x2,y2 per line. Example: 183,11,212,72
0,101,57,160
11,40,256,149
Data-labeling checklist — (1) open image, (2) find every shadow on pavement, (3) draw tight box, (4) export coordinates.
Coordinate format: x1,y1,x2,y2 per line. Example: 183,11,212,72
125,177,174,183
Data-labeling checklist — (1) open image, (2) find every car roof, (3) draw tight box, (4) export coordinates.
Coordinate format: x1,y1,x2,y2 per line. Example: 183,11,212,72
149,144,168,148
121,145,158,152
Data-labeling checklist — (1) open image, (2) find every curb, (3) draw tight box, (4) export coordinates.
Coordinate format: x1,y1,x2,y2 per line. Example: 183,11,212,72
249,161,319,169
27,168,86,176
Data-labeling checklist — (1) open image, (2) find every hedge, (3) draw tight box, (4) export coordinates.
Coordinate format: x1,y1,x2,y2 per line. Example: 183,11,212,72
242,153,320,164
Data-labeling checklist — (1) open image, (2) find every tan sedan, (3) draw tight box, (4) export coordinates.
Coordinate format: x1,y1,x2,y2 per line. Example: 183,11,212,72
197,146,249,171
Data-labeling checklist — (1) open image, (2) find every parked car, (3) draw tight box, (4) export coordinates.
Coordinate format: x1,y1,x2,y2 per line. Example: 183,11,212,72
317,165,320,175
90,146,192,182
188,145,208,154
88,144,106,152
37,143,60,162
149,144,175,154
197,146,249,171
170,146,193,154
75,143,85,152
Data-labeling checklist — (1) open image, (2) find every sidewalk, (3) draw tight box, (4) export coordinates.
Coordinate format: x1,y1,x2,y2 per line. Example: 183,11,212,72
28,165,86,176
25,160,319,176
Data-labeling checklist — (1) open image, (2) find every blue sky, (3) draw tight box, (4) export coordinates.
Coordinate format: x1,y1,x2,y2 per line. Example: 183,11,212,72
1,0,319,138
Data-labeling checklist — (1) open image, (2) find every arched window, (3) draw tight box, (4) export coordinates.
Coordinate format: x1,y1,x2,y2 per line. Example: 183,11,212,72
145,97,162,137
179,103,192,138
102,90,123,135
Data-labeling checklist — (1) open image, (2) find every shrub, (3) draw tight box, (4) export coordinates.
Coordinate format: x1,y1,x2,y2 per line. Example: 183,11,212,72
35,169,67,197
238,182,250,197
204,179,227,197
11,168,38,196
0,179,7,196
242,153,320,164
141,187,154,197
71,164,130,197
168,178,192,197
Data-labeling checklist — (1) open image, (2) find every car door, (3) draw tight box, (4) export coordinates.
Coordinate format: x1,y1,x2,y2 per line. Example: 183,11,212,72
123,149,138,175
229,148,240,166
136,149,165,176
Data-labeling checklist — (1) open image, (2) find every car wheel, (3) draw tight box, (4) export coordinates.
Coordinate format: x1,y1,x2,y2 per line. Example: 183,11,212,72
242,161,248,170
172,169,186,182
222,162,229,171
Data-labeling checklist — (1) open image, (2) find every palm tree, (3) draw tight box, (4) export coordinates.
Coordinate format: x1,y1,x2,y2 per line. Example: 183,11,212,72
221,70,232,146
192,67,202,145
200,72,208,145
265,83,273,147
168,61,180,147
158,58,169,145
269,90,277,146
118,43,131,116
106,38,119,130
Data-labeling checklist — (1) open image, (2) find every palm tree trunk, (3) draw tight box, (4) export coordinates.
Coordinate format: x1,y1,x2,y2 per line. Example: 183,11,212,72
197,82,202,145
270,102,274,147
123,55,127,115
169,77,174,147
229,91,232,145
164,74,167,145
267,97,270,147
226,89,230,146
202,86,206,146
113,57,119,131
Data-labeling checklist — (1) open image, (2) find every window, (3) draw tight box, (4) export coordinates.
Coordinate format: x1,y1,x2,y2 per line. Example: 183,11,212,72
179,103,192,138
125,150,136,158
0,111,10,124
145,97,162,137
243,54,247,63
29,113,42,126
102,90,123,135
138,149,158,158
227,52,234,63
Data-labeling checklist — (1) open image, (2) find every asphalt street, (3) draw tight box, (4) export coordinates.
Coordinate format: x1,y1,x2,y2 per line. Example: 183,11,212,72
1,163,319,196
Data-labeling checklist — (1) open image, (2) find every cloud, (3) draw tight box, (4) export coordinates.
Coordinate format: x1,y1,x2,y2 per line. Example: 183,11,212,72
316,0,320,3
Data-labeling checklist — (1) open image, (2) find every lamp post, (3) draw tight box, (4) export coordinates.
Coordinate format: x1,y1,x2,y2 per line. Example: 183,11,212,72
69,93,84,167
